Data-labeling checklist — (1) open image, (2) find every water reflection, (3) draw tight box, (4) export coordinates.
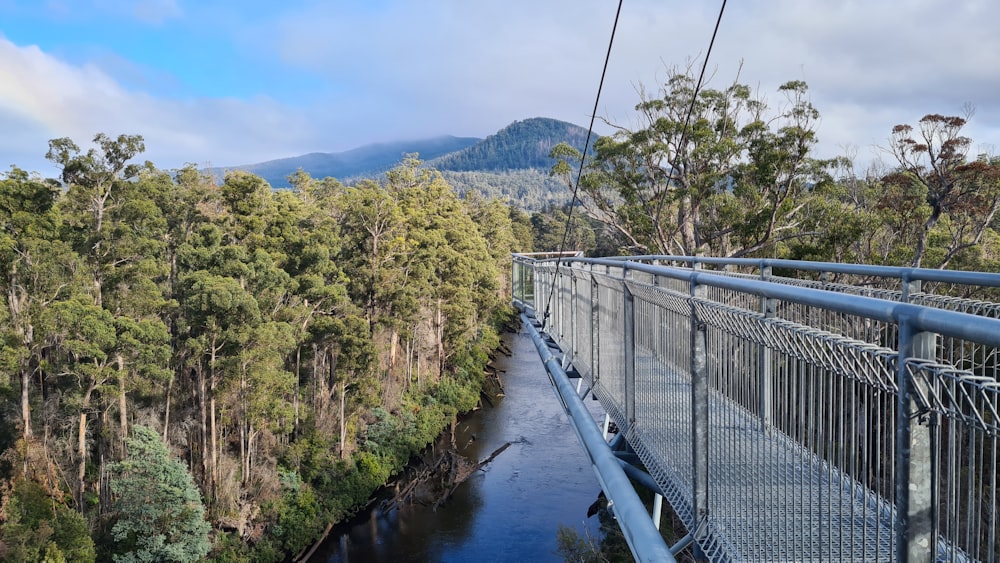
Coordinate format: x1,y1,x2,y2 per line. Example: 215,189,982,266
319,327,605,562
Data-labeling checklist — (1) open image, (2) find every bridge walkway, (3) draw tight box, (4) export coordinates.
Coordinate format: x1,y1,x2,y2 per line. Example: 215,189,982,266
515,253,1000,562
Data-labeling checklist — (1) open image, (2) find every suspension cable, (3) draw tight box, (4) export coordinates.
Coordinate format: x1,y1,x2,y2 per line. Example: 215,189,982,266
653,0,728,232
540,0,728,327
541,0,623,328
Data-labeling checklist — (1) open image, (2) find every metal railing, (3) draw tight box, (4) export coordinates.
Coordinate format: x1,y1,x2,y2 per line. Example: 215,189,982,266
514,254,1000,563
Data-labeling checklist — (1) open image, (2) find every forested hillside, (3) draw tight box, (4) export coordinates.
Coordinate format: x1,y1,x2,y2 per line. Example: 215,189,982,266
431,117,592,172
441,169,571,211
0,139,522,561
207,135,481,188
423,118,590,211
208,117,595,212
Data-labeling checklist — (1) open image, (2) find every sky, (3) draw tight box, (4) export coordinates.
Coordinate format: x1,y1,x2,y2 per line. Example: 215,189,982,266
1,0,999,178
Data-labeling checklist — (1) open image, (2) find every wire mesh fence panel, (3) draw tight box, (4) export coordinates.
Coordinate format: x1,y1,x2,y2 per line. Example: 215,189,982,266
514,255,1000,562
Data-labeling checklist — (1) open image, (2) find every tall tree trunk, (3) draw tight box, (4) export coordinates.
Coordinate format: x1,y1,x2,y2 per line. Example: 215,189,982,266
10,283,33,443
436,298,444,377
20,366,32,442
912,205,942,268
77,382,96,509
294,345,301,434
210,368,218,496
678,194,698,255
163,373,173,444
240,364,248,487
389,328,399,371
196,364,209,490
338,381,347,460
98,409,111,515
405,337,413,392
239,419,248,487
312,343,323,415
117,353,128,456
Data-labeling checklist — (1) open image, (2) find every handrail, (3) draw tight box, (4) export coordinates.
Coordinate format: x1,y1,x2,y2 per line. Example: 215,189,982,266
524,256,1000,346
520,253,1000,288
516,254,1000,562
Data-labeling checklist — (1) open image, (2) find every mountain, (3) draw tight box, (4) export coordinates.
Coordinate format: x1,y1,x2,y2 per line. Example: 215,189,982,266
207,135,480,188
428,118,594,210
430,117,592,172
209,117,595,210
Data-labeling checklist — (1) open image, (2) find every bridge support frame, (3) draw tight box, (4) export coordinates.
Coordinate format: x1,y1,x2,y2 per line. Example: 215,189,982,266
689,270,710,559
896,316,936,563
759,265,775,431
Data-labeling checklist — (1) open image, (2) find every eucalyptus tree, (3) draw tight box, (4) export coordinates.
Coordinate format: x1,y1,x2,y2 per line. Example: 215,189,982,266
147,165,217,442
0,168,76,452
279,176,372,449
553,70,830,257
386,157,500,384
45,135,174,514
41,296,117,509
337,178,407,334
469,196,520,295
883,113,1000,268
45,134,147,307
177,265,260,502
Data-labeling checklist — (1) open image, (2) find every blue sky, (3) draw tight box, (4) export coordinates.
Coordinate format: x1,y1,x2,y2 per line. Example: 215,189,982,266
2,0,999,177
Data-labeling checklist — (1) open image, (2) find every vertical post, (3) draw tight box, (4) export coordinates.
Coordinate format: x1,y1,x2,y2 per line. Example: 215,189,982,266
902,277,921,303
690,268,710,553
759,266,775,431
521,263,535,307
653,493,664,530
512,260,518,303
624,273,636,430
592,271,600,390
568,273,578,369
556,272,564,343
895,318,936,563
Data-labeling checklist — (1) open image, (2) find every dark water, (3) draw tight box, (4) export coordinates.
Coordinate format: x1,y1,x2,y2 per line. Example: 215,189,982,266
317,327,606,562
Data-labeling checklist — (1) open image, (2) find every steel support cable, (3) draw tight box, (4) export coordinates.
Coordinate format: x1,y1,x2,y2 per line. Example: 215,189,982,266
652,0,728,228
541,0,622,329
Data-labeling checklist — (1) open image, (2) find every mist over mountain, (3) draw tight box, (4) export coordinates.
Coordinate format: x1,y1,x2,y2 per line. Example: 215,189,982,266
207,136,480,188
210,117,594,210
430,117,592,172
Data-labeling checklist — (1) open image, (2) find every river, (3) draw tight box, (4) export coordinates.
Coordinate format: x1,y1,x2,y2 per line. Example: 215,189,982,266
315,326,607,562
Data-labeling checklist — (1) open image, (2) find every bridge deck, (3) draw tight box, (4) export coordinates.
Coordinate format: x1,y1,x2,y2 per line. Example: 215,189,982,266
520,256,1000,562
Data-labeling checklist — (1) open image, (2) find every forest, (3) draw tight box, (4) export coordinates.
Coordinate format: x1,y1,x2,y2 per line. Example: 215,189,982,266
2,66,1000,562
0,144,525,561
549,73,1000,269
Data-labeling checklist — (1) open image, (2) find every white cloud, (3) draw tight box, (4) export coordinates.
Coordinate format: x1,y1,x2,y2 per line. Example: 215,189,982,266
265,0,1000,170
0,36,324,175
132,0,181,25
2,1,999,177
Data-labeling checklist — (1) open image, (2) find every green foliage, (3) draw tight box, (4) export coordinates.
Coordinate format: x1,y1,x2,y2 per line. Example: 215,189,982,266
0,480,96,563
209,531,283,563
8,134,521,563
108,425,210,563
441,169,573,212
433,118,594,173
270,471,325,555
574,71,832,258
555,524,607,563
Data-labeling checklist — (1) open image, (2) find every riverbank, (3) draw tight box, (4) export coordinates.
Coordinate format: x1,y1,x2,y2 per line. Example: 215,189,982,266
314,327,605,562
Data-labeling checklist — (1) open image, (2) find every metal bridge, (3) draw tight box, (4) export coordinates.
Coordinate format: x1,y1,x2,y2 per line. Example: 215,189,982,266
512,253,1000,563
